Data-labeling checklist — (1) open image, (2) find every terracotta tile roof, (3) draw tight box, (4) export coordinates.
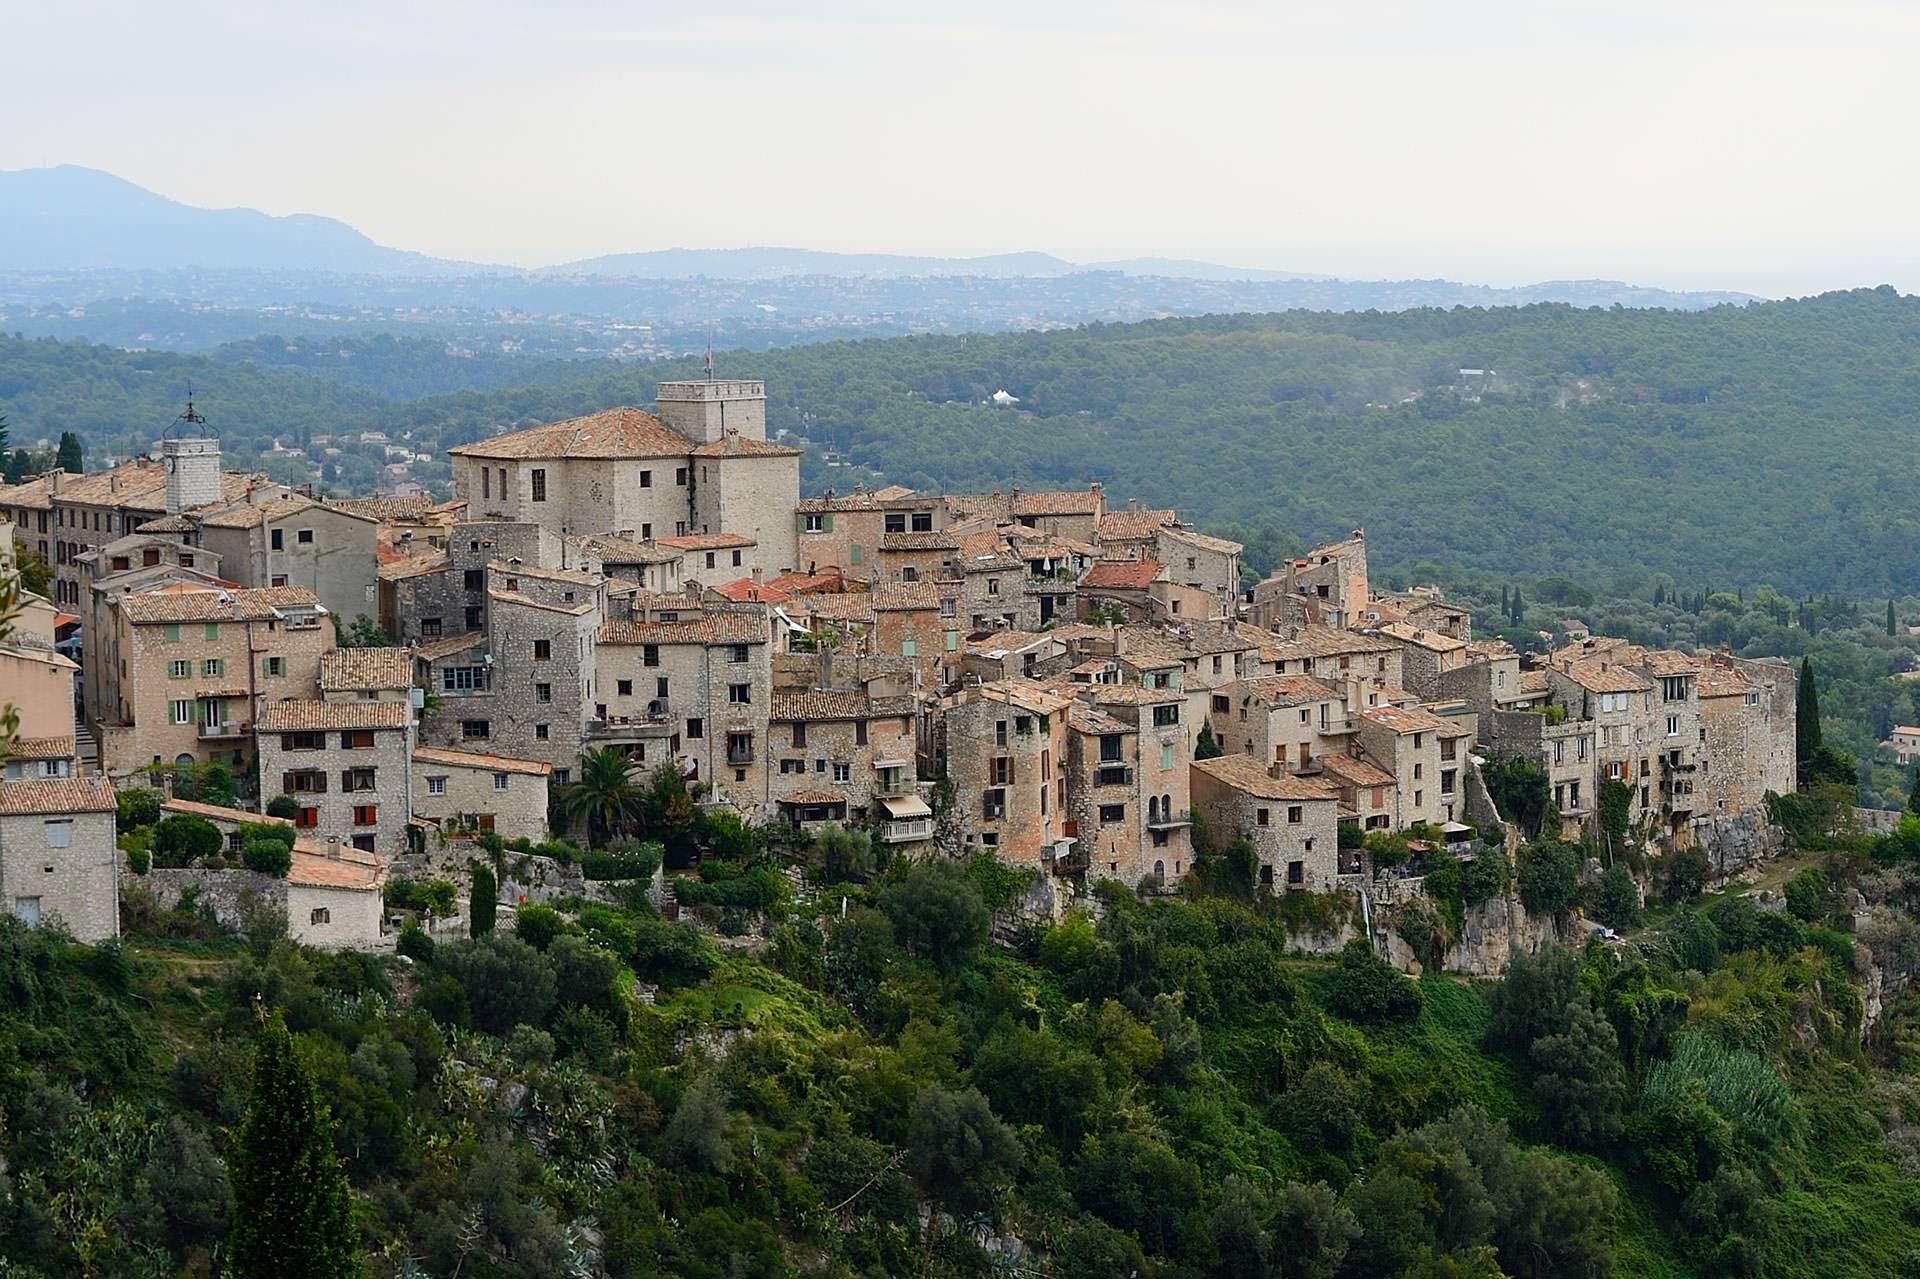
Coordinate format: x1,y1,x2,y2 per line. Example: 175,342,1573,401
1012,489,1102,517
414,630,488,661
133,514,196,534
687,431,801,458
801,593,878,623
776,789,847,806
1263,626,1400,660
0,776,115,814
327,494,436,520
0,474,55,510
486,588,596,617
287,846,384,891
119,585,323,624
413,746,552,776
1067,705,1133,735
195,495,320,529
598,614,766,645
766,569,850,594
448,407,693,460
45,461,169,507
490,559,602,586
320,647,413,691
379,553,450,582
772,690,875,721
1089,683,1183,706
1081,560,1165,590
1636,650,1702,677
962,552,1027,574
257,700,413,732
659,532,756,551
1518,670,1550,694
968,680,1073,715
1360,704,1471,736
3,736,74,760
572,534,681,565
1316,754,1397,788
872,582,942,611
1179,621,1271,655
1236,675,1340,707
1373,621,1467,652
709,578,793,604
796,492,883,513
1097,509,1177,542
965,629,1053,655
1696,664,1754,698
1561,660,1652,695
880,530,959,552
1157,525,1243,555
1191,753,1339,801
162,798,291,826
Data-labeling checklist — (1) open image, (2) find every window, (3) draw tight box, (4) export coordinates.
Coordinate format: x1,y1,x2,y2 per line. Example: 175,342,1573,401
1413,762,1422,780
44,820,71,848
536,682,553,703
535,724,549,740
342,767,377,792
426,776,447,795
728,683,751,704
991,756,1012,785
533,638,551,661
341,729,375,749
165,623,180,643
442,665,488,693
616,679,632,697
284,769,327,794
530,469,547,502
728,644,749,663
271,528,284,551
854,720,868,746
462,720,490,739
804,514,824,533
982,788,1006,820
1441,768,1457,795
901,639,917,658
310,907,331,926
284,730,326,750
169,659,191,679
986,577,1000,596
353,805,378,826
420,617,442,638
687,718,703,739
202,658,223,677
482,468,490,499
493,772,509,791
204,622,219,640
639,469,652,488
463,569,485,590
263,656,285,677
1099,803,1127,822
833,762,851,783
465,605,483,629
298,528,314,544
780,758,805,775
732,550,742,567
705,551,716,569
792,722,808,748
1161,743,1174,770
643,644,660,667
1257,807,1271,826
1152,704,1180,727
169,699,193,725
1666,714,1681,737
1288,860,1305,886
676,467,688,485
1287,805,1303,824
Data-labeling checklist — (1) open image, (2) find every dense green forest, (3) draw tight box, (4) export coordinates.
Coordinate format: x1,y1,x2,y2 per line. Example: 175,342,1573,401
11,785,1920,1279
8,288,1920,593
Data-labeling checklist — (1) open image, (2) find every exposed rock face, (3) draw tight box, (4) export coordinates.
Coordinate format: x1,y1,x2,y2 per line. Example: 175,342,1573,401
1442,892,1571,977
1697,805,1785,882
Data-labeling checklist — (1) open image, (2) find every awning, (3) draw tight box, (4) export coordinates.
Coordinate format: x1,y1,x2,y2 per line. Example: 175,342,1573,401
879,794,932,819
1442,821,1473,834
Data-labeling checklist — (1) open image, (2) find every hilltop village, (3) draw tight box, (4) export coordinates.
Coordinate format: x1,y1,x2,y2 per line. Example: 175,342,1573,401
0,377,1796,959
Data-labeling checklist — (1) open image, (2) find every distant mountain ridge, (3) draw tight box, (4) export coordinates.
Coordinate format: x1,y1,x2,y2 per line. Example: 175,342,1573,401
0,167,1758,307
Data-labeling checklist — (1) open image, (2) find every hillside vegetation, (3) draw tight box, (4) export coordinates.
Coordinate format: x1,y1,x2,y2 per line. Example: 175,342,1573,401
6,289,1920,593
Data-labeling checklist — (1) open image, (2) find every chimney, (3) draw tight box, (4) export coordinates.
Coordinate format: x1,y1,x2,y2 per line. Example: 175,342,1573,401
326,835,342,860
751,566,763,582
818,641,835,691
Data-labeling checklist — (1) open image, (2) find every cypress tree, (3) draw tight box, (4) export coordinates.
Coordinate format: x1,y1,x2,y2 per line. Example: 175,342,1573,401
1653,583,1664,605
1890,600,1899,637
1796,657,1821,766
1510,587,1524,623
55,431,82,474
229,1007,362,1279
1195,722,1223,760
1908,763,1920,819
470,863,497,937
1500,584,1510,614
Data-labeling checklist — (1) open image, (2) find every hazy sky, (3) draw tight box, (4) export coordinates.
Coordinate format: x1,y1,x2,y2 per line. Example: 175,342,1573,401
6,0,1916,295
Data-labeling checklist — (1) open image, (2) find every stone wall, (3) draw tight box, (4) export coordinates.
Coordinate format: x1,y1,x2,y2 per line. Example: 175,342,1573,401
142,866,286,930
1696,804,1787,881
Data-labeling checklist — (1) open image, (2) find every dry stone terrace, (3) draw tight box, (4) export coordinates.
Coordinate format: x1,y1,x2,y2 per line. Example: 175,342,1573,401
0,380,1797,948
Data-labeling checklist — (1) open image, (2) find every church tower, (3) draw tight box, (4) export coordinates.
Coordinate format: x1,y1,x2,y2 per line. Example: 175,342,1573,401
162,399,222,514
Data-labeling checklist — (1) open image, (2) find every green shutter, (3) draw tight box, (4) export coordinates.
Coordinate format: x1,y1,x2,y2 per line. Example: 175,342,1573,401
165,623,180,643
823,513,834,532
204,621,220,640
850,545,862,564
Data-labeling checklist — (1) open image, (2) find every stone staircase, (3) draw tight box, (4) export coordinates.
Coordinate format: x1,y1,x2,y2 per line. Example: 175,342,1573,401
72,724,100,776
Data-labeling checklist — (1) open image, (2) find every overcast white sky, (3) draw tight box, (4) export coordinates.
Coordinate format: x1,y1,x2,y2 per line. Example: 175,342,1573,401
5,0,1916,295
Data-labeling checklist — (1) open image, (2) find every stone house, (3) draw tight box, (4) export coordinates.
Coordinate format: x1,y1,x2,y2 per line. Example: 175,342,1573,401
1353,703,1471,828
871,581,953,692
1211,675,1349,771
1373,622,1471,699
411,746,552,843
1077,559,1166,623
1257,626,1404,688
1064,682,1193,888
947,680,1074,870
192,494,382,624
1095,506,1178,561
0,776,118,942
1009,486,1105,543
663,532,760,586
96,585,332,780
3,737,77,781
1696,655,1797,817
569,534,685,594
1155,525,1243,618
876,530,961,585
256,700,415,854
0,593,79,743
447,384,799,578
1190,753,1343,893
1547,659,1657,820
767,685,918,832
794,490,946,581
1316,753,1399,836
962,551,1044,631
593,609,771,811
1250,531,1370,631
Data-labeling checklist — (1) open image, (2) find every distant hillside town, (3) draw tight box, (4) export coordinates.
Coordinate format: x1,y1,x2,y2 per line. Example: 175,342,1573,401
0,377,1794,957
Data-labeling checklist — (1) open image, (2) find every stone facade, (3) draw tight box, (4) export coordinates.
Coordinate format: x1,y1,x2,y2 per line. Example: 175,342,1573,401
0,776,119,942
1190,753,1344,892
257,700,415,854
195,496,382,624
411,747,552,844
948,681,1074,869
1064,684,1194,887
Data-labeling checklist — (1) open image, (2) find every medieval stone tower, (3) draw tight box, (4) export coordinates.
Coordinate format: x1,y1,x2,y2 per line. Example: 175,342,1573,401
656,379,767,444
162,403,222,514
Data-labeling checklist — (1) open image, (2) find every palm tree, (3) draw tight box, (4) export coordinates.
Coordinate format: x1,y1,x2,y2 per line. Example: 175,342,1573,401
562,747,644,846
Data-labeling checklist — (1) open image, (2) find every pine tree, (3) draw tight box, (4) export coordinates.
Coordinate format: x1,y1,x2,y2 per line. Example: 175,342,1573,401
470,863,497,937
55,431,82,474
1796,657,1821,768
229,1007,363,1279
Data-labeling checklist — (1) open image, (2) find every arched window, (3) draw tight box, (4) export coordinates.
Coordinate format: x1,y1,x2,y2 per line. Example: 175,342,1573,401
1153,859,1165,879
1147,796,1159,822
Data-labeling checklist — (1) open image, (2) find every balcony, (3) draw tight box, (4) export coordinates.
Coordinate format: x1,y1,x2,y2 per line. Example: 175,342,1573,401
1095,764,1133,787
881,817,934,843
197,720,247,740
726,745,756,766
